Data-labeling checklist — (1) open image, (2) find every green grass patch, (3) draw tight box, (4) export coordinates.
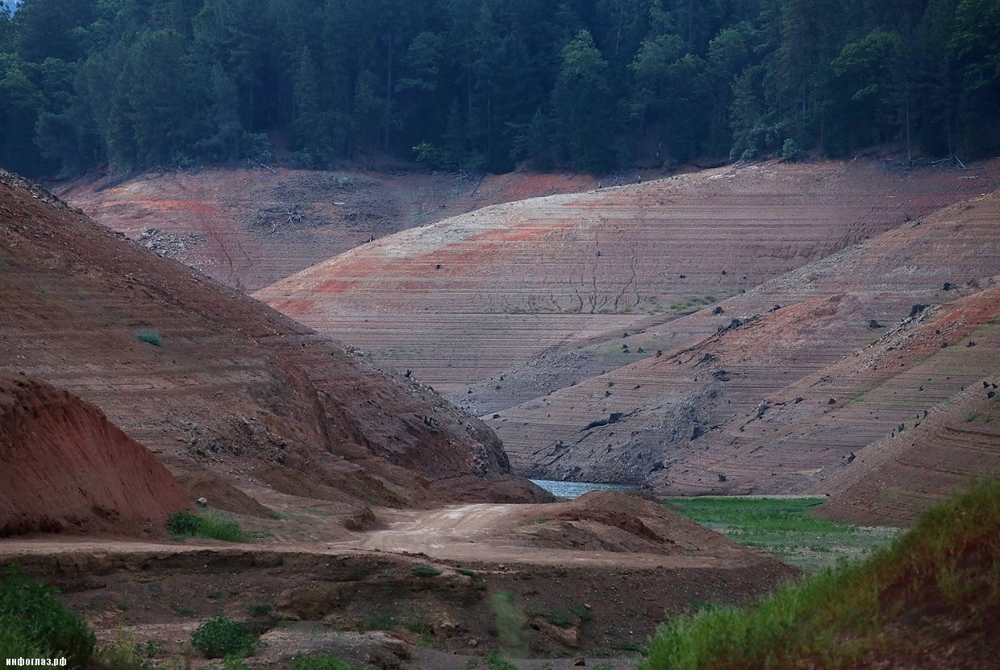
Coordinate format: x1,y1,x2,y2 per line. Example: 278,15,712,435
664,497,898,571
166,511,250,543
965,411,980,422
645,480,1000,670
0,565,95,668
410,565,443,577
517,515,548,526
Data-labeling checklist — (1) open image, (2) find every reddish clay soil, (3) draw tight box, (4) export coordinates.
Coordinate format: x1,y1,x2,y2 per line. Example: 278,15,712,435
57,168,596,292
0,168,543,509
254,159,995,398
0,373,188,536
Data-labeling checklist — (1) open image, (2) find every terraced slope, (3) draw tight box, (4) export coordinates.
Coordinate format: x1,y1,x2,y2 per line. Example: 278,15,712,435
60,167,596,292
494,187,1000,496
0,169,543,507
256,160,994,398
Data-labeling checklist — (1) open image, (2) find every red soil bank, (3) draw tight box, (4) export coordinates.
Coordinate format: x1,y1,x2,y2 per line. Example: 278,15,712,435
0,374,189,536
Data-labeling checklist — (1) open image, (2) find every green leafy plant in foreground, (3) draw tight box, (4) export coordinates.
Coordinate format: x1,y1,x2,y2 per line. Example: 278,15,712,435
0,566,95,668
190,617,259,659
645,479,1000,670
166,511,250,543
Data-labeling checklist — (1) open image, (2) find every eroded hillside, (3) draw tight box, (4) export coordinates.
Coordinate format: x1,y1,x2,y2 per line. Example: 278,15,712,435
0,169,544,509
254,160,992,398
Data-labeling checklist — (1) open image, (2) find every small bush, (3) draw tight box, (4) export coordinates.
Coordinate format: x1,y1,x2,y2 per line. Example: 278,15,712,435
135,331,162,346
190,617,258,659
410,565,443,577
0,566,95,669
491,591,526,649
456,568,478,578
290,655,356,670
93,628,152,670
485,651,518,670
166,511,250,543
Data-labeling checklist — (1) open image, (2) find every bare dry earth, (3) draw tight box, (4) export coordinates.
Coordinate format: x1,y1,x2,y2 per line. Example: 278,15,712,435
1,170,803,664
254,159,991,399
58,168,596,292
488,184,1000,506
0,491,796,660
247,158,1000,511
0,168,543,509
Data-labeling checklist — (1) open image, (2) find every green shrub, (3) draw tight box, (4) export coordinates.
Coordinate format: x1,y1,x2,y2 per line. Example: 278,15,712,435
166,511,250,543
93,628,152,670
135,331,162,346
290,654,356,670
485,651,518,670
190,617,258,659
490,591,525,648
0,566,95,669
410,565,443,577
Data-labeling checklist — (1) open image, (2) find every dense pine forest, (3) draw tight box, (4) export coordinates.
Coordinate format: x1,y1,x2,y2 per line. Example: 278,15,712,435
0,0,998,178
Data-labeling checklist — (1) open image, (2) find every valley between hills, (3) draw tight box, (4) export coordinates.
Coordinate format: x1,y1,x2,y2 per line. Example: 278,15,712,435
2,156,999,667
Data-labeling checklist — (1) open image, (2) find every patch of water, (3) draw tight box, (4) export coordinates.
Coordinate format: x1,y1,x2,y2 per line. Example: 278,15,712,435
530,479,638,499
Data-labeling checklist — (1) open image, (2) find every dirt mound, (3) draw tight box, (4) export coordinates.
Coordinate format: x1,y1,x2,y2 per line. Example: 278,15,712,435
173,471,273,519
511,491,773,558
0,373,189,536
0,168,533,508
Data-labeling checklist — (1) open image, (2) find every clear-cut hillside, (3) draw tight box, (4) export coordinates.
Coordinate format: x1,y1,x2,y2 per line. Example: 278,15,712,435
493,182,1000,497
255,160,993,399
0,169,545,507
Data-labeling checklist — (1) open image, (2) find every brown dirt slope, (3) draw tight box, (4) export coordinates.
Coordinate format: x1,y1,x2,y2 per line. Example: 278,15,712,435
0,168,544,507
814,358,1000,527
58,168,596,292
0,373,188,536
255,159,993,399
492,171,1000,498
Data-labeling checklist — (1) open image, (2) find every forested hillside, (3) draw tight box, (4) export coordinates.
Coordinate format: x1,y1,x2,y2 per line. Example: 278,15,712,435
1,0,998,178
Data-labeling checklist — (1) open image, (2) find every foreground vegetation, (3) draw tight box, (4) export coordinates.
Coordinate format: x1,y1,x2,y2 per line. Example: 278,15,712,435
646,479,1000,670
665,496,898,571
0,565,94,668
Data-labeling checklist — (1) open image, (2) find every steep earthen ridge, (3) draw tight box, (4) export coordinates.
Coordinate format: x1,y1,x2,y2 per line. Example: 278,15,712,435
0,169,544,506
0,373,189,536
255,159,994,398
494,185,1000,494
